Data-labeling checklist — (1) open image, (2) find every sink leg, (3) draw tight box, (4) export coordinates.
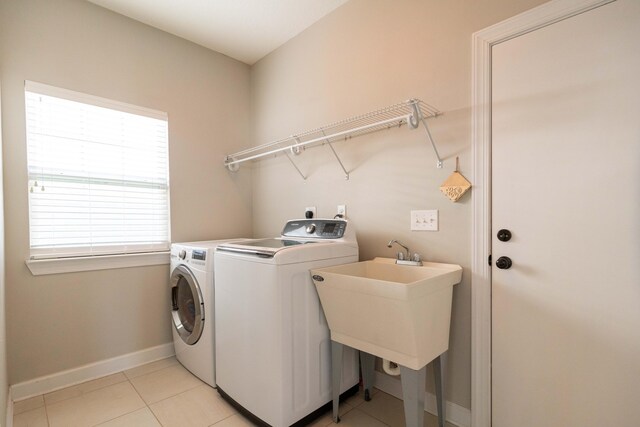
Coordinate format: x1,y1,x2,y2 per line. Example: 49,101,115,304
359,351,375,401
400,365,426,427
433,355,446,427
331,341,343,423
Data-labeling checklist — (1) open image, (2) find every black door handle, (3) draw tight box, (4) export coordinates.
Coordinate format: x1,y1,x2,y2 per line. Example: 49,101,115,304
497,229,512,242
496,256,512,270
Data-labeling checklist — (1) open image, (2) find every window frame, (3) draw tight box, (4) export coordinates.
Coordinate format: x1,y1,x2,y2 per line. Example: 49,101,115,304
24,81,171,275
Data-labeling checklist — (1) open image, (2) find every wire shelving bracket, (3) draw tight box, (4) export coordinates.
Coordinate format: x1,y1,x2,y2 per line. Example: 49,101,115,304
224,98,443,179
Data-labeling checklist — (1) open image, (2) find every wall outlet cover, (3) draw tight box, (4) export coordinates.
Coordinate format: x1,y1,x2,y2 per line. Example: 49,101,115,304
337,204,346,218
305,206,317,218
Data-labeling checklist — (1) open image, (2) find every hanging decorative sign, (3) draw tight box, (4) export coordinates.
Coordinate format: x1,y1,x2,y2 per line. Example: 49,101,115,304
440,157,471,202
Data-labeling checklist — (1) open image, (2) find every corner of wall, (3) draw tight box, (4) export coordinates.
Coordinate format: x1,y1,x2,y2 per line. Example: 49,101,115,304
1,80,10,427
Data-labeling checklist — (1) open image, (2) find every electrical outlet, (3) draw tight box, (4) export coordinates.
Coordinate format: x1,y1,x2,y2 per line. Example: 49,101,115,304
305,206,316,218
337,204,347,219
411,210,438,231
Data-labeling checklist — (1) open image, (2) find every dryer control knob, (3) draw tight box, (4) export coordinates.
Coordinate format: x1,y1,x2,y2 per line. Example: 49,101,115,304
178,249,187,260
306,224,316,234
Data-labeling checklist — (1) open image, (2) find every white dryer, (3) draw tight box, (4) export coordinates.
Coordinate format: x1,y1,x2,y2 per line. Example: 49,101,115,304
170,240,239,387
214,219,360,426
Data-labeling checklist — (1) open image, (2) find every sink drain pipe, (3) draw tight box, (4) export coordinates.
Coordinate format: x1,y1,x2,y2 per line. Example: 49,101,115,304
382,359,401,376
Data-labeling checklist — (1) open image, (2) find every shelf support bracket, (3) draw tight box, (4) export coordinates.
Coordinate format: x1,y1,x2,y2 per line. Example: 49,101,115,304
410,100,443,168
421,117,443,169
285,137,306,180
224,156,239,172
321,131,349,180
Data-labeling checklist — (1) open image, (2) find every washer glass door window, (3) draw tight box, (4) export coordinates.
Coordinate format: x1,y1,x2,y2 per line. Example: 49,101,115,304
171,265,204,345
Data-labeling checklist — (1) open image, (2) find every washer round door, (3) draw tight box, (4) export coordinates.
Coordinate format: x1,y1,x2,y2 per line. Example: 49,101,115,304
170,265,205,345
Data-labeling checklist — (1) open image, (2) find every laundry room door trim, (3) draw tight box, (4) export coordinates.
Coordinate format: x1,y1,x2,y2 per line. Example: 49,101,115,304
469,0,615,426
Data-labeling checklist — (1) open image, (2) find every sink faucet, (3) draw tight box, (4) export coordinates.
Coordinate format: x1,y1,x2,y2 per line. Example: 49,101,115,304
387,239,423,266
387,239,410,260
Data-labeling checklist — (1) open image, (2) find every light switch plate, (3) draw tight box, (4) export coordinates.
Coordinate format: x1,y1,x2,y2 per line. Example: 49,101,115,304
411,210,438,231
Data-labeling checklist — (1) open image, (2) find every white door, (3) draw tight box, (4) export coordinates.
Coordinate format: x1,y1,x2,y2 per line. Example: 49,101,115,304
491,1,640,426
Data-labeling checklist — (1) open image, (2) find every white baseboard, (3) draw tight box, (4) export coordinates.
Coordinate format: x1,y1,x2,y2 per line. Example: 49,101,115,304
374,371,470,427
10,342,174,402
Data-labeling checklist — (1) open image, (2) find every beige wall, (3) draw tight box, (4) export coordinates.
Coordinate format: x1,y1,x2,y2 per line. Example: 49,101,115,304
0,0,252,384
251,0,547,409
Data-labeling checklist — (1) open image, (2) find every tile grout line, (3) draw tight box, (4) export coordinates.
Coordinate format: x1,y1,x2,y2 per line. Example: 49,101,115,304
55,372,149,427
128,375,151,426
122,358,178,382
135,378,205,407
112,375,165,427
16,360,185,427
28,367,396,427
43,399,51,427
99,363,205,426
147,401,164,427
138,373,164,427
15,364,159,408
42,374,129,407
140,373,199,427
344,395,393,427
207,411,237,427
83,376,146,427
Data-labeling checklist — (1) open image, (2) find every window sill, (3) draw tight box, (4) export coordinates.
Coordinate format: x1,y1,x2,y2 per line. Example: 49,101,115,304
26,251,170,276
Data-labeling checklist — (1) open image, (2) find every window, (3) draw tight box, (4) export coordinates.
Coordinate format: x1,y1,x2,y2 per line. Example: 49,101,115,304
25,81,170,262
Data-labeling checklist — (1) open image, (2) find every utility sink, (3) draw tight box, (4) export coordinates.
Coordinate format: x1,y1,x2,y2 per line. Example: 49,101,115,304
311,257,462,370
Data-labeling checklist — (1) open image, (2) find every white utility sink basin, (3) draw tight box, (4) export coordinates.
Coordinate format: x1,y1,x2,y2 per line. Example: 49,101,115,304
311,257,462,370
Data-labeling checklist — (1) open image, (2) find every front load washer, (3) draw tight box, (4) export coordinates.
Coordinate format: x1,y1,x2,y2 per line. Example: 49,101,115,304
214,219,360,427
170,240,241,387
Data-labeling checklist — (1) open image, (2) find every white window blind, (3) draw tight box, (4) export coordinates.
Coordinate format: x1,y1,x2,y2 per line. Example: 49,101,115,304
25,81,170,259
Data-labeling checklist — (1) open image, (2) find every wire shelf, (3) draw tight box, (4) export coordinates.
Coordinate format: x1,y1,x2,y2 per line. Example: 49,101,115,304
224,99,442,179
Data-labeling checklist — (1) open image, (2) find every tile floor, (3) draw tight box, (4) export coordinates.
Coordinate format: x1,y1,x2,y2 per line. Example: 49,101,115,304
13,357,456,427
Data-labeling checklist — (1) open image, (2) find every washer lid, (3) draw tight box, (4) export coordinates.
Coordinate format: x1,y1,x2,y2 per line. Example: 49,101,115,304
216,239,358,265
216,238,320,258
215,218,357,263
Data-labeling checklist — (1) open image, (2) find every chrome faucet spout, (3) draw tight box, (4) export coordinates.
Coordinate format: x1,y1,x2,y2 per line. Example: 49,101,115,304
387,239,410,260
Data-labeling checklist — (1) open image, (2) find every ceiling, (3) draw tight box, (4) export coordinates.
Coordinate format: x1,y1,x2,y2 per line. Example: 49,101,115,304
87,0,348,65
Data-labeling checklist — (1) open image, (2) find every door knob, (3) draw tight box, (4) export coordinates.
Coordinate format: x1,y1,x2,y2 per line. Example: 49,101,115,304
497,229,512,242
496,256,512,270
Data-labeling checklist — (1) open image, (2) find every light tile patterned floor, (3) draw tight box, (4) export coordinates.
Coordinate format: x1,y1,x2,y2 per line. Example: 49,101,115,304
13,357,456,427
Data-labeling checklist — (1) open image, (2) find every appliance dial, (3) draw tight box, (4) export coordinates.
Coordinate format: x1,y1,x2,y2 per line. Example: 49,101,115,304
306,224,316,234
178,249,187,260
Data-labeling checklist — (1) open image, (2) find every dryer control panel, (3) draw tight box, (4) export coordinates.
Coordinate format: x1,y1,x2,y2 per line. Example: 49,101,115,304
192,250,206,261
282,219,347,239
